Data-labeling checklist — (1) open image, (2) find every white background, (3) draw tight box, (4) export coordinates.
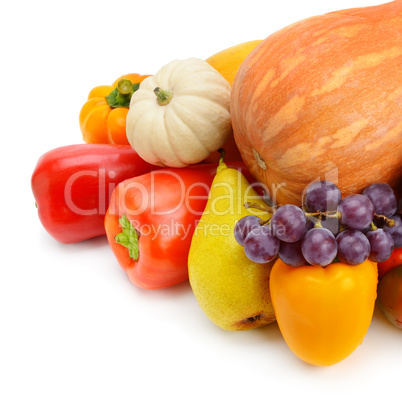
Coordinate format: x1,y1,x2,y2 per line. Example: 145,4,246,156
1,0,401,401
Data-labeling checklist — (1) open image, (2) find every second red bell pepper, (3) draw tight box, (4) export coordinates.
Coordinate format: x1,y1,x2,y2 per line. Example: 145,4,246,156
104,162,255,289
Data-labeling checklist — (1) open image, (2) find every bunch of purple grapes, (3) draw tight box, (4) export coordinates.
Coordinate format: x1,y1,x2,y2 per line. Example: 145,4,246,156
234,181,401,267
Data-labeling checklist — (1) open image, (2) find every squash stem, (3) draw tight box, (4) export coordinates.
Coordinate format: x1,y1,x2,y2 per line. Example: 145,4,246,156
154,87,173,106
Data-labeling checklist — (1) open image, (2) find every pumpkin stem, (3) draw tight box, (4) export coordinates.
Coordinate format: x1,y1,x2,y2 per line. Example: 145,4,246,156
154,87,173,106
252,148,267,170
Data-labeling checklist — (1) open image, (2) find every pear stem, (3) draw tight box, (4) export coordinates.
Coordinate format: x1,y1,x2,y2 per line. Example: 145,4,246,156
244,202,276,214
218,148,226,165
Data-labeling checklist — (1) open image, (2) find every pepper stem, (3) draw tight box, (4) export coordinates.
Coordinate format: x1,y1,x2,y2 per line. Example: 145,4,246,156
154,87,173,106
105,79,140,108
117,78,133,95
114,215,140,261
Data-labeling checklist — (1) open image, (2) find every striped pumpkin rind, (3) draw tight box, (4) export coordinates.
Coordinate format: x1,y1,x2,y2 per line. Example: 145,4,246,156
231,0,402,205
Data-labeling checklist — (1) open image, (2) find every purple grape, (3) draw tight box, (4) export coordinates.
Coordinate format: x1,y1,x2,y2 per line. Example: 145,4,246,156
234,215,261,246
360,224,372,234
366,229,394,262
382,214,402,248
304,180,341,212
338,194,375,230
362,182,397,218
305,218,315,231
301,227,337,266
279,239,308,267
243,225,280,264
307,215,340,235
336,230,370,265
271,204,307,243
322,217,340,235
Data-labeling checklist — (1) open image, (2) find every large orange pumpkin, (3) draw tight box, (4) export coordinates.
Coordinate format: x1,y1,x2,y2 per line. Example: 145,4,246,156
231,1,402,205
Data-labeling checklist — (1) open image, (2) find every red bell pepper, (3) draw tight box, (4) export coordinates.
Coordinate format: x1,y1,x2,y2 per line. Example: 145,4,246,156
31,144,159,244
104,162,256,289
378,248,402,279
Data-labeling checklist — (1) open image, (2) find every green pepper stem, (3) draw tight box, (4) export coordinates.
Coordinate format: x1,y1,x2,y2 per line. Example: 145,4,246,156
114,215,140,261
105,79,140,108
117,78,133,95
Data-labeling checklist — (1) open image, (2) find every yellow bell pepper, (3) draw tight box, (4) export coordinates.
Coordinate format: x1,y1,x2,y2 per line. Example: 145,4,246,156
79,73,151,145
269,258,378,366
206,40,262,86
203,40,262,164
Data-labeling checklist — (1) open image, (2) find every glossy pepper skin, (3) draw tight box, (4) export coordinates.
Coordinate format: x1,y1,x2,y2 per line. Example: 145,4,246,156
270,258,378,366
31,144,159,244
377,264,402,329
378,248,402,279
79,73,151,145
104,162,255,290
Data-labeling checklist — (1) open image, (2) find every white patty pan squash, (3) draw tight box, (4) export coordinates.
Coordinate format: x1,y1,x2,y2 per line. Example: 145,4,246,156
126,58,232,167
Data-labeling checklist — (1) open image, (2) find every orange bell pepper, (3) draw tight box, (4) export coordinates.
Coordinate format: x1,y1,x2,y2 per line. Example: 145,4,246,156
269,258,378,366
79,73,151,145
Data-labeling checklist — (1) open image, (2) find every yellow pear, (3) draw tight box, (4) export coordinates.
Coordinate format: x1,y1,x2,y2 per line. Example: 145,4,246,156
188,159,276,330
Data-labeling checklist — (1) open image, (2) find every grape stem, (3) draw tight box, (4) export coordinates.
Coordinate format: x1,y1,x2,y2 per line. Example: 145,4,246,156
244,204,397,232
304,210,341,219
375,214,395,227
314,216,323,228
